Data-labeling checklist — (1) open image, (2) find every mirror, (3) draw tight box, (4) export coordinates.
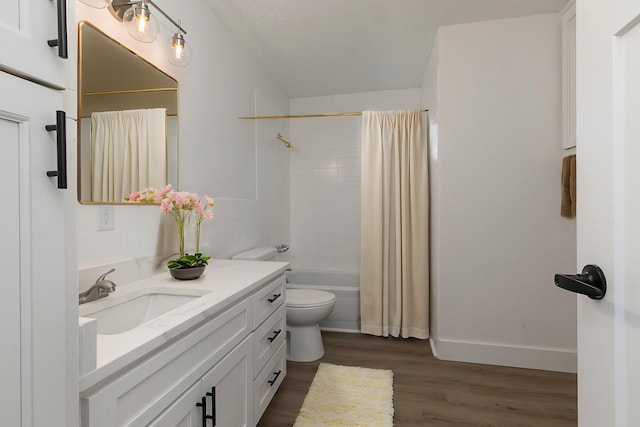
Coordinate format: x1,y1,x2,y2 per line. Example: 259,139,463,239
78,21,178,204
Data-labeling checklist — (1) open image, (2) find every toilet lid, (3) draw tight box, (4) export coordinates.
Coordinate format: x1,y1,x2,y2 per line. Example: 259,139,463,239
286,289,336,308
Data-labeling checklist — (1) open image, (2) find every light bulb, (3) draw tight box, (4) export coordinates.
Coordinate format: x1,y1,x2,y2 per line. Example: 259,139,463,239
79,0,111,8
168,33,193,67
122,1,159,43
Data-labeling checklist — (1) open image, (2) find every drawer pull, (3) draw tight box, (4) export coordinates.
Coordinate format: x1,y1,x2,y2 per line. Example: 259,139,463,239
267,329,282,343
268,370,282,386
267,293,282,303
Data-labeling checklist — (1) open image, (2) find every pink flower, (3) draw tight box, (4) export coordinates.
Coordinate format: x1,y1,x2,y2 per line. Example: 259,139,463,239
125,186,215,256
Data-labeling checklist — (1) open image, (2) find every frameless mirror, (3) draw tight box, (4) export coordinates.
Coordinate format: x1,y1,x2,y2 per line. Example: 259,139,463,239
78,21,178,204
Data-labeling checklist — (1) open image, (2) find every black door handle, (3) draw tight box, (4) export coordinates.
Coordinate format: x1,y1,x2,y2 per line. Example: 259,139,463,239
206,386,216,426
45,110,67,189
554,264,607,300
195,396,207,426
47,0,68,59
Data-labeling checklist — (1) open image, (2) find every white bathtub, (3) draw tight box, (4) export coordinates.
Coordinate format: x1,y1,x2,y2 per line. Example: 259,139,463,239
285,270,360,333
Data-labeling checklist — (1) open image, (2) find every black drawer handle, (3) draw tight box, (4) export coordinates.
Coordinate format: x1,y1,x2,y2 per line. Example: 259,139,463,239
268,370,282,386
47,0,68,59
267,329,282,343
267,293,281,303
45,110,67,189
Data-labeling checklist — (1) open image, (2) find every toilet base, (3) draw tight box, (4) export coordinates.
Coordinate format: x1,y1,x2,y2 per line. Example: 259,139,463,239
287,324,325,362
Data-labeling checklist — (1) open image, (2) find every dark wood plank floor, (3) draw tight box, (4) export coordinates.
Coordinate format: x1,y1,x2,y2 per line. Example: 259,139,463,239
257,332,577,427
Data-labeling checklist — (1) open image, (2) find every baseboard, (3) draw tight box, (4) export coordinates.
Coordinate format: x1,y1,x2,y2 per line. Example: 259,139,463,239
431,338,577,373
429,337,438,358
320,327,360,333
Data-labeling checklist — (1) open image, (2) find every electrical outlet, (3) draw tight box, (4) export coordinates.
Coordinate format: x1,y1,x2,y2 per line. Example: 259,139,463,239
97,206,114,231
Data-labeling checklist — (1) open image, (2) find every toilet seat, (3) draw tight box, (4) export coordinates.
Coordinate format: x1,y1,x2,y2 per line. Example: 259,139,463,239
286,289,335,308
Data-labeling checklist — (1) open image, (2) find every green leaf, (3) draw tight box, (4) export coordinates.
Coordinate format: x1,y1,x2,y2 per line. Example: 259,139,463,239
167,252,210,269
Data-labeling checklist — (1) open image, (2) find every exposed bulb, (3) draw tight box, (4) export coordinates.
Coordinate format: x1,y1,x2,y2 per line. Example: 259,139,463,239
122,1,159,43
168,33,193,67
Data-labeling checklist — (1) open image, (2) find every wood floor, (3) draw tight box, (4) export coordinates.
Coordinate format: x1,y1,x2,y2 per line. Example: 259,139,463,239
257,332,577,427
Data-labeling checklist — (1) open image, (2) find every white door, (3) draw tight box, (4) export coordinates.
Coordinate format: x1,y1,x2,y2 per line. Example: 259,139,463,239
0,71,67,426
0,0,67,87
577,0,640,425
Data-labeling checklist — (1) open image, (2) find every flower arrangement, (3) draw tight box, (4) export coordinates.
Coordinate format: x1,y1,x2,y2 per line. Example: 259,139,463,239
126,184,214,271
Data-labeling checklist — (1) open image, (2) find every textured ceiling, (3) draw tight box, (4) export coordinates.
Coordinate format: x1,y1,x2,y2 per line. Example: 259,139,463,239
205,0,569,98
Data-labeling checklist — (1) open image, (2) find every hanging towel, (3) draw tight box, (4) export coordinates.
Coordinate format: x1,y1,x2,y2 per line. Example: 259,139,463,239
569,155,576,217
561,155,576,218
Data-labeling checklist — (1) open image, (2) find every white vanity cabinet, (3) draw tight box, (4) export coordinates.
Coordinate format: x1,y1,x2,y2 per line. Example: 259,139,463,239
0,1,70,423
0,0,68,87
149,337,252,427
80,272,288,427
251,276,287,423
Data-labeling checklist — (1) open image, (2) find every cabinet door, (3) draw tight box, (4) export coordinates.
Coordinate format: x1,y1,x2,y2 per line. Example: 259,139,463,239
0,0,67,87
148,383,200,427
0,71,67,427
201,337,253,427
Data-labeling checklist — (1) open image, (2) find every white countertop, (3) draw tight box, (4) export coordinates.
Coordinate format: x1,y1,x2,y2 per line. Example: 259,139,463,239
78,259,289,394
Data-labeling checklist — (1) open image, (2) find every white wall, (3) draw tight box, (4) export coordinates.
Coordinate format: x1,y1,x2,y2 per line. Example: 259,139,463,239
74,0,290,287
288,89,422,272
423,14,578,372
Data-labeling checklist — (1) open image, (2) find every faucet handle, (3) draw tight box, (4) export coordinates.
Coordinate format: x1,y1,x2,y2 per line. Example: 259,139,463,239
96,268,116,283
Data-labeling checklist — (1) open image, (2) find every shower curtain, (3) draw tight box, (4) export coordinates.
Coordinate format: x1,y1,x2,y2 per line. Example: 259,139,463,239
91,108,167,202
360,110,429,339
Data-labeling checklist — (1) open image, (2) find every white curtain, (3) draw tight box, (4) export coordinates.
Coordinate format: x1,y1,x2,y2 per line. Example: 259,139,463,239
91,108,167,202
360,110,429,339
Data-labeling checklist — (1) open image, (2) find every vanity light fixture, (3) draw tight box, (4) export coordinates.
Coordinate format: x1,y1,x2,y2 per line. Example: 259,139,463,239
109,0,192,65
79,0,112,9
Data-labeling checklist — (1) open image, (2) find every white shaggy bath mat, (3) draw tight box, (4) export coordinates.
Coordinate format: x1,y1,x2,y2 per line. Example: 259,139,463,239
293,363,394,427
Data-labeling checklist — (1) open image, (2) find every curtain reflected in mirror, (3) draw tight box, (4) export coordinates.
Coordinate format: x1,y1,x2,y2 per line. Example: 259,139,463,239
78,21,178,204
91,108,167,202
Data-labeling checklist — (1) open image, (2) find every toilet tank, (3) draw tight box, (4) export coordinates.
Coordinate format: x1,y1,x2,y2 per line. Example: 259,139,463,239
231,247,277,261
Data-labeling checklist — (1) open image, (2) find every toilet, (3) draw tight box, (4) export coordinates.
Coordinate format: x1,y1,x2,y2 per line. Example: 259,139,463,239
231,247,336,362
285,288,335,362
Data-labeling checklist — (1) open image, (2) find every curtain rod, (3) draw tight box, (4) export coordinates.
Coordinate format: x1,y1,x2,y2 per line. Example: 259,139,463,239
239,109,429,120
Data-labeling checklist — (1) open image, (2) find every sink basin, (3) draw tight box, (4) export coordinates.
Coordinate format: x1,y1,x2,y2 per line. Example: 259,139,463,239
80,287,210,335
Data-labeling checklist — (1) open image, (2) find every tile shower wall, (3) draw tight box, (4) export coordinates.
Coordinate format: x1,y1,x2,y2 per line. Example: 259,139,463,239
289,117,362,272
289,89,422,272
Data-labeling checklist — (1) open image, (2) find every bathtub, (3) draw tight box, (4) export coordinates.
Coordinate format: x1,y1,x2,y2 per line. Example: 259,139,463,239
285,270,361,333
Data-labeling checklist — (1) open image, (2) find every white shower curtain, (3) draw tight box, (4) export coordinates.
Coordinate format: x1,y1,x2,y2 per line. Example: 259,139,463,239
91,108,167,202
360,110,429,339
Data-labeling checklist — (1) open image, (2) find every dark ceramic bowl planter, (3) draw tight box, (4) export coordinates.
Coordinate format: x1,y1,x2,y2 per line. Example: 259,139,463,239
169,265,206,280
167,253,210,280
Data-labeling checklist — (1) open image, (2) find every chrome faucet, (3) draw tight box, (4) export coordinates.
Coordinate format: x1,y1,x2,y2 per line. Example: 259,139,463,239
79,268,116,305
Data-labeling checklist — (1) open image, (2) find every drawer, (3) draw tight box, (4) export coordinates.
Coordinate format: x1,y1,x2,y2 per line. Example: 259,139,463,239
80,299,252,427
253,341,286,424
253,305,285,378
252,275,285,329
